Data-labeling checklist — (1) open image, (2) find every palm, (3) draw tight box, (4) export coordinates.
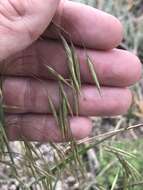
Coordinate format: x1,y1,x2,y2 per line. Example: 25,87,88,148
0,0,59,60
0,0,140,142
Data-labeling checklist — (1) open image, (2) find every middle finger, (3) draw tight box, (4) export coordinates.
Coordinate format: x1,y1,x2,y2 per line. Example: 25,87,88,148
1,40,141,87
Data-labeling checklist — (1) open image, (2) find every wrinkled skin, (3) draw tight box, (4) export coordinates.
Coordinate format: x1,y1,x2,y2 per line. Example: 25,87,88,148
0,0,141,142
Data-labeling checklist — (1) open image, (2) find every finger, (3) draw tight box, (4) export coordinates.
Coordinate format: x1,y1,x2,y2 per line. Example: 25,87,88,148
3,78,132,116
5,114,92,142
2,40,141,87
0,0,60,60
45,0,123,50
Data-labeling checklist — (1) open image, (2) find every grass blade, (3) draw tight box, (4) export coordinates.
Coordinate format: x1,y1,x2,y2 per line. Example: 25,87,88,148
59,82,73,116
111,168,120,190
71,43,81,89
86,56,101,95
44,65,72,88
60,35,81,93
48,96,59,127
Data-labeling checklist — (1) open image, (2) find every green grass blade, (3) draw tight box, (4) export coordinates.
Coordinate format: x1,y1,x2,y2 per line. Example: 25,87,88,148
104,145,136,158
111,168,120,190
60,35,81,93
71,43,81,89
48,96,59,126
86,56,101,95
44,65,72,88
59,82,73,116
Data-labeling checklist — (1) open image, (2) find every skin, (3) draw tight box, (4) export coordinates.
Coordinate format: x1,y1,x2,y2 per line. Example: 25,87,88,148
0,0,141,142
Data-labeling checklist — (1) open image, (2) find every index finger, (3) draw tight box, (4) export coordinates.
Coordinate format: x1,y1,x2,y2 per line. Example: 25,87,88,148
45,0,123,50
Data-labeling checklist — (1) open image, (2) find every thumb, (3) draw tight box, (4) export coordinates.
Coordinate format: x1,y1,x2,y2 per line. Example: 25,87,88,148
0,0,60,60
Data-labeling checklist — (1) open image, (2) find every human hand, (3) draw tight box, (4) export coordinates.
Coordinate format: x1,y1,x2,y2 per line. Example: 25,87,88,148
1,0,141,142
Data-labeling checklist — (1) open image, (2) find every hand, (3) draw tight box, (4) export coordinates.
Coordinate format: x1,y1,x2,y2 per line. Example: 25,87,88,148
0,0,141,142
